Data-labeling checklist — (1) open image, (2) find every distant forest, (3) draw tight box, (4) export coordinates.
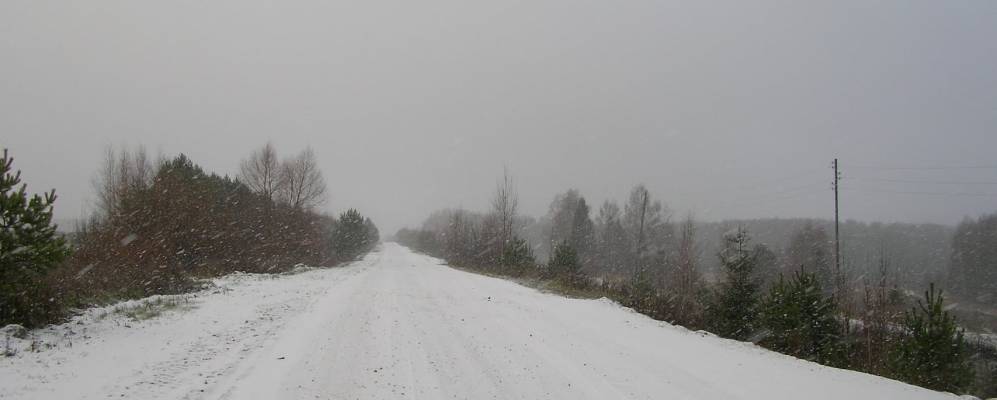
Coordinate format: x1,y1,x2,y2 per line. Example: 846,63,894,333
420,201,965,298
694,219,951,286
426,199,982,306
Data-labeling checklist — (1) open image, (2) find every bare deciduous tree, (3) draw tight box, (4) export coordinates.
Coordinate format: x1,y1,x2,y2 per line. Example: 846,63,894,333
545,189,581,254
278,147,326,210
92,145,155,219
491,168,518,246
239,142,282,203
671,213,703,325
623,184,668,278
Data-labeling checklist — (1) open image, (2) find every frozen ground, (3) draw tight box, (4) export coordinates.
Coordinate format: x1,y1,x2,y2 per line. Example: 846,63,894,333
0,243,963,399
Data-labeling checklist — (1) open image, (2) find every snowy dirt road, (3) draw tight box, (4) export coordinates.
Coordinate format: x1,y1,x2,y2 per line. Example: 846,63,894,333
1,243,960,400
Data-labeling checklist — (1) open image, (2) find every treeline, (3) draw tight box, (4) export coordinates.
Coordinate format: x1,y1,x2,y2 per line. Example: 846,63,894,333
396,178,996,397
951,213,997,306
397,172,536,276
0,144,378,328
694,218,952,288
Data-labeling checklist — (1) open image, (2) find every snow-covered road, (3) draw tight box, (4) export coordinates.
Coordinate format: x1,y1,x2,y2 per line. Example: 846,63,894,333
1,243,959,399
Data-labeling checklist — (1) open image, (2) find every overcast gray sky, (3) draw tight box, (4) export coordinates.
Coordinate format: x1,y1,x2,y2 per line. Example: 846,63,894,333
3,1,997,234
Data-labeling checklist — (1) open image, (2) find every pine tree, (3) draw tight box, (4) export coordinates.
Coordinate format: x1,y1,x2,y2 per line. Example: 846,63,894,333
595,200,629,276
0,149,69,326
785,222,834,295
499,236,534,274
628,266,660,316
888,284,973,393
752,243,779,290
568,197,595,265
334,209,371,259
759,268,843,365
548,241,579,278
707,227,760,340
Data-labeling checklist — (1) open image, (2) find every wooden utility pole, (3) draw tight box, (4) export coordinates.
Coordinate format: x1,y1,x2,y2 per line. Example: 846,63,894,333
833,158,842,276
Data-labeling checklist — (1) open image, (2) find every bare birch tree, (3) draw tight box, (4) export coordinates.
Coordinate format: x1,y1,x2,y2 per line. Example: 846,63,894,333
239,142,282,203
92,145,155,220
671,213,703,325
278,147,326,210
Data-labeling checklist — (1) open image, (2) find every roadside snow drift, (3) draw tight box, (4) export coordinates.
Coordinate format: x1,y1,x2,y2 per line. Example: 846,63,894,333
0,243,961,399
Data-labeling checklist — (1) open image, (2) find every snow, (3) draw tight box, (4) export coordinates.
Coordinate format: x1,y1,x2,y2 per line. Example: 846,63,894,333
0,243,964,399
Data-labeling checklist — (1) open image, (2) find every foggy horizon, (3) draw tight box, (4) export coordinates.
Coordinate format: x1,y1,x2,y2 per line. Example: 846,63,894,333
5,1,997,234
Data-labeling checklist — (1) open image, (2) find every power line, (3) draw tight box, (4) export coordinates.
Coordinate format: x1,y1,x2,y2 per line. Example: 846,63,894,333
850,164,997,170
701,160,995,217
744,167,824,186
842,187,997,197
679,171,825,211
739,187,825,207
704,183,825,212
718,182,826,205
849,177,997,185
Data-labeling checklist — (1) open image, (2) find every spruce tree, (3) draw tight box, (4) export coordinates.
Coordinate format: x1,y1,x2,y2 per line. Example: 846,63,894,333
888,284,973,393
0,149,69,326
707,228,760,340
759,268,843,365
